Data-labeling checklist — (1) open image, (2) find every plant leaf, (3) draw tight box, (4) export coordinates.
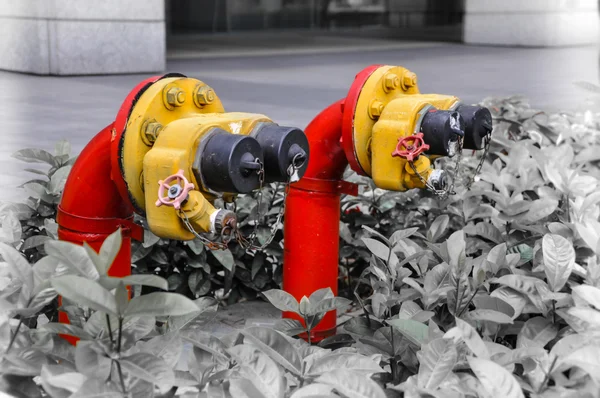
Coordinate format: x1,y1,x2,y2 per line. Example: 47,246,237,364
466,309,514,324
241,327,302,376
0,242,34,293
444,318,490,359
70,379,122,398
388,318,428,347
12,148,57,166
211,249,235,271
417,338,458,390
446,230,466,270
51,275,117,315
428,215,450,242
262,289,299,314
572,285,600,309
75,341,112,381
305,352,384,377
273,319,305,336
556,344,600,384
228,345,285,398
315,369,386,398
542,234,574,292
517,317,558,349
98,274,168,291
120,352,174,388
83,229,122,275
45,240,99,280
125,292,199,317
467,357,524,398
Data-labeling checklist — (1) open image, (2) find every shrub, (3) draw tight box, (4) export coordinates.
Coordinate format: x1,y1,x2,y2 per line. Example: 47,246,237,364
2,94,600,396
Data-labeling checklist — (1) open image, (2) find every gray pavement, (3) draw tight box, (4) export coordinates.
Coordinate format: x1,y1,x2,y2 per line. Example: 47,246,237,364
1,40,599,203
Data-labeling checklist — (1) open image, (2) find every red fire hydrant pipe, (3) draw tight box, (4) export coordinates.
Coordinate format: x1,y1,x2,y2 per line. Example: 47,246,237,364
283,100,358,341
56,77,162,342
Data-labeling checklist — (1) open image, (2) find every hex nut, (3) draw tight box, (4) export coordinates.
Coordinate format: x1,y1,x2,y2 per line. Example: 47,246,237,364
383,73,399,91
402,72,417,89
369,101,385,119
165,87,186,108
141,120,163,145
195,85,215,106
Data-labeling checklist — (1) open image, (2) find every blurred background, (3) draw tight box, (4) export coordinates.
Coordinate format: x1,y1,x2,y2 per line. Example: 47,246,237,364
0,0,599,201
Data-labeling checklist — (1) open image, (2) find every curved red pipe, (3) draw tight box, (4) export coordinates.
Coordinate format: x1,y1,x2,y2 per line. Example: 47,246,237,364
283,99,354,342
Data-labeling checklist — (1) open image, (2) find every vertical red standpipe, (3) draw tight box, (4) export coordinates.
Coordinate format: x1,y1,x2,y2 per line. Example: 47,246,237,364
283,100,358,341
56,77,162,344
56,124,142,344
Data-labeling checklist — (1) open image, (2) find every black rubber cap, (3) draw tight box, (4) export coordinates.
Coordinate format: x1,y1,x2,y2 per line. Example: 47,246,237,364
455,105,493,150
420,108,465,156
193,129,264,193
252,123,309,183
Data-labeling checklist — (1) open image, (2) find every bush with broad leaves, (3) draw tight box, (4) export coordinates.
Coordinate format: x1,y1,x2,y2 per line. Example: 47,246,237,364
2,93,600,396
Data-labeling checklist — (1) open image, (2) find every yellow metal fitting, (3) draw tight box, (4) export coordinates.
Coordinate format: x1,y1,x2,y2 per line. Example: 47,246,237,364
141,120,163,146
141,105,270,239
383,73,399,92
368,100,384,120
350,65,420,176
177,191,219,238
194,85,215,107
120,77,225,213
164,87,186,109
403,155,431,189
402,72,417,90
370,95,458,191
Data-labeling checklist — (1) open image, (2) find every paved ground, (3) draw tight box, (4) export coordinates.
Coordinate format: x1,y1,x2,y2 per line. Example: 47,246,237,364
1,38,599,203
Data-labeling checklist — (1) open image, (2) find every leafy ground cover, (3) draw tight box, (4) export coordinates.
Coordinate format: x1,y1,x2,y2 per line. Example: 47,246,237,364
1,94,600,397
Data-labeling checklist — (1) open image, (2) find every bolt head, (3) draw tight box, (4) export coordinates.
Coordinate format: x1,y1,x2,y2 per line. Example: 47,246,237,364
196,86,215,106
142,121,163,145
402,72,417,89
168,184,182,199
369,101,384,119
166,87,186,107
383,73,399,91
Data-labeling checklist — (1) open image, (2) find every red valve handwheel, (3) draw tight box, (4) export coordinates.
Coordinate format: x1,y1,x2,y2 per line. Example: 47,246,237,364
155,169,195,210
391,133,430,162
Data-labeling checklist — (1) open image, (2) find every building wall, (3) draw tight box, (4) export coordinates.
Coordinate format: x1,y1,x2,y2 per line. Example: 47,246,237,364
464,0,599,46
0,0,166,75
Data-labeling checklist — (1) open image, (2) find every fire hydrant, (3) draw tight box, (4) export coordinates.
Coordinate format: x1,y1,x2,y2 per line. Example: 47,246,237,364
57,74,309,337
283,65,493,341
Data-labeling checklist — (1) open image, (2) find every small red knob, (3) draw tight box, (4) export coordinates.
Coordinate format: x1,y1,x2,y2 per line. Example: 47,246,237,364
392,133,430,162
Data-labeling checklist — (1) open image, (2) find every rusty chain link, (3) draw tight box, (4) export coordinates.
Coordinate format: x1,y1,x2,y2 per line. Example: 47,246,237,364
178,154,303,252
408,136,464,200
408,132,491,199
465,134,491,190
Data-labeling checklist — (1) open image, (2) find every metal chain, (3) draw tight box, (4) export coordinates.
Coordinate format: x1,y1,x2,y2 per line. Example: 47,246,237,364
177,154,302,252
178,209,229,250
408,136,464,200
465,134,491,190
236,153,302,252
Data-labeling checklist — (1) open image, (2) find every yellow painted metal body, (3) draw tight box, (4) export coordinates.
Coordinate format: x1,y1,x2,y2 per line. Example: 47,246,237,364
120,76,272,240
351,65,459,191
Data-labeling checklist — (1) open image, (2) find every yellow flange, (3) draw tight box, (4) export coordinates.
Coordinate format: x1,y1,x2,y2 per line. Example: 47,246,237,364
121,77,225,213
351,66,420,176
142,113,271,240
370,95,459,191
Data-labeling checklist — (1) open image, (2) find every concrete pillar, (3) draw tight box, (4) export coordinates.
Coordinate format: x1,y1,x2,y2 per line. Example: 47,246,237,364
0,0,166,75
464,0,599,47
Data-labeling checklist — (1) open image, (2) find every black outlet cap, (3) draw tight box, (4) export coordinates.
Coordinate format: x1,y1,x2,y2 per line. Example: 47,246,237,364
420,108,465,156
252,123,309,183
456,104,493,150
193,129,264,194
